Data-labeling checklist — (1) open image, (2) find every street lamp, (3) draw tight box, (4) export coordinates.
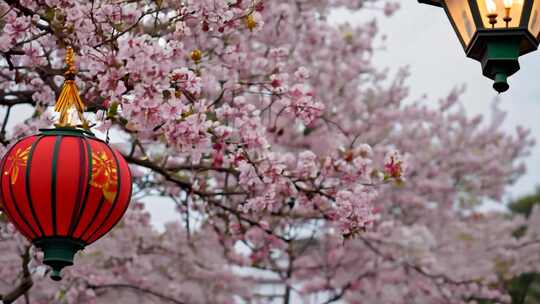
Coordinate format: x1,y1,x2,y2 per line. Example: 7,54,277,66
418,0,540,92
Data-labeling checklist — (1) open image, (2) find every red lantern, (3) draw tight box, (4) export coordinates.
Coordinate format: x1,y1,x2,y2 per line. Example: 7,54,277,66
0,128,132,280
0,48,132,281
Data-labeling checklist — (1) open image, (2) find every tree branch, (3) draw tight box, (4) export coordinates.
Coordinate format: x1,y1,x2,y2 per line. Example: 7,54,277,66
124,155,293,242
123,155,245,197
89,283,185,304
0,245,33,304
3,0,52,33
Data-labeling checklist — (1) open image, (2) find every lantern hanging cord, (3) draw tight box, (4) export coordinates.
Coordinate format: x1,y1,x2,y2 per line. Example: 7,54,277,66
54,47,87,128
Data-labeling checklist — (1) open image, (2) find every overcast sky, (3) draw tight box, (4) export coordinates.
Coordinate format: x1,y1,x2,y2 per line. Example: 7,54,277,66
332,2,539,201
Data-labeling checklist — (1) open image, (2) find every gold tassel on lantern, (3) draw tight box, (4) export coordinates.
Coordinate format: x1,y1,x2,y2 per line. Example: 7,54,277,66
54,47,88,128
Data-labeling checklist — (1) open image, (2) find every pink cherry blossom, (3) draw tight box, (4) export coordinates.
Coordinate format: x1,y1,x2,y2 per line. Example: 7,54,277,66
0,1,537,303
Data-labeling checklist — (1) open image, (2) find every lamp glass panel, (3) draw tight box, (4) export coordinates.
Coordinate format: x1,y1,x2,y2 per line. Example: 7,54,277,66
529,0,540,37
476,0,524,28
446,0,476,45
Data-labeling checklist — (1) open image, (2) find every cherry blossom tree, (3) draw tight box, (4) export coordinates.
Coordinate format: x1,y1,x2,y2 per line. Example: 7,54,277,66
0,0,538,303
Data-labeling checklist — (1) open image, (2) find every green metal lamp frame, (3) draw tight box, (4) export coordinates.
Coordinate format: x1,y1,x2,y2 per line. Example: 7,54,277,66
418,0,540,93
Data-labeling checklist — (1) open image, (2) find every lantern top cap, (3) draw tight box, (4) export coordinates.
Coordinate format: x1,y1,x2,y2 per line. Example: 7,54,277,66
39,127,96,138
53,47,88,129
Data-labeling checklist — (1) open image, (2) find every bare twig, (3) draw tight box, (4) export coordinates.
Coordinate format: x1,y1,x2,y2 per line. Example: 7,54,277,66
0,245,33,304
89,283,185,304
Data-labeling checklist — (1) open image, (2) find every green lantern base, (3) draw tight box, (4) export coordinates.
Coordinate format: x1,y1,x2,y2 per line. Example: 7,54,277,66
34,238,85,281
464,28,539,94
480,37,521,94
493,73,509,93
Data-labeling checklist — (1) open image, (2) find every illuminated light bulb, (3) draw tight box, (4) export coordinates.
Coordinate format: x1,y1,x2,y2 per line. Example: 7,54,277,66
502,0,513,26
486,0,498,28
486,0,497,14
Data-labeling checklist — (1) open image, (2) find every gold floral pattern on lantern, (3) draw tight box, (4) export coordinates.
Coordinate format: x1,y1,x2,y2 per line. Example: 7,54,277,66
90,150,118,203
5,146,31,185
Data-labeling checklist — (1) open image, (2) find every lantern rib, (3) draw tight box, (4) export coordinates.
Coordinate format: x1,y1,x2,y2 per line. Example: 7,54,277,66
87,155,132,244
0,138,38,239
78,148,118,241
78,196,106,242
24,136,46,237
68,137,88,236
84,145,123,242
69,137,94,237
50,136,62,236
6,168,38,238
